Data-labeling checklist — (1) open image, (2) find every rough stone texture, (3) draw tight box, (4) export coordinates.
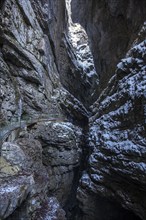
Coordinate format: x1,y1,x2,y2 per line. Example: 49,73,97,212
0,0,66,121
0,119,83,219
77,23,146,220
1,138,49,219
0,0,87,217
71,0,146,92
0,173,34,219
29,121,82,205
0,0,146,219
62,0,99,108
32,197,66,220
0,137,67,220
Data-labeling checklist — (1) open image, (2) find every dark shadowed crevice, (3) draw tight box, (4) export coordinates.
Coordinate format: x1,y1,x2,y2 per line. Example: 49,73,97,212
76,193,143,220
63,124,89,220
62,0,99,109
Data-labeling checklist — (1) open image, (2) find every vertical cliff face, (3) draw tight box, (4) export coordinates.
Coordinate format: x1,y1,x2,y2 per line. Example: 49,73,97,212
0,0,65,121
0,0,87,219
71,0,146,91
72,1,146,218
0,0,146,220
77,24,146,220
62,0,99,108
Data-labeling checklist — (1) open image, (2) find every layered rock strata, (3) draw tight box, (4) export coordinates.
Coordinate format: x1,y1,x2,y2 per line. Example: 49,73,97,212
0,0,87,219
77,23,146,220
71,0,146,91
0,0,146,219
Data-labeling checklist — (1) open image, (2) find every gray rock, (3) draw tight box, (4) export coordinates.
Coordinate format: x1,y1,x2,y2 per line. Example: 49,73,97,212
0,0,146,219
71,0,146,92
0,173,34,219
30,121,82,205
0,138,49,219
77,24,146,220
32,197,66,220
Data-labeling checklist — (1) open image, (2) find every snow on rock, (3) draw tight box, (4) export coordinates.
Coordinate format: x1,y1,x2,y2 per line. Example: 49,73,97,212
65,0,99,84
77,22,146,220
0,173,34,219
32,197,66,220
0,138,49,220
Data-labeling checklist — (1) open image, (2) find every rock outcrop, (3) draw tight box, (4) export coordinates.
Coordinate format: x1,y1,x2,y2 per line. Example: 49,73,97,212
77,23,146,220
1,138,48,219
0,0,85,219
29,121,83,205
0,0,61,121
71,0,146,91
0,0,146,219
1,133,68,220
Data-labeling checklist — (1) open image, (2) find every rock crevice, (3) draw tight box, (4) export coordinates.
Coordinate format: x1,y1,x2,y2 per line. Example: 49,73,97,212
0,0,146,220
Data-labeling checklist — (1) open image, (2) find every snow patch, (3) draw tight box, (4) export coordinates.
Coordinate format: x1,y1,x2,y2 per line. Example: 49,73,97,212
0,186,18,194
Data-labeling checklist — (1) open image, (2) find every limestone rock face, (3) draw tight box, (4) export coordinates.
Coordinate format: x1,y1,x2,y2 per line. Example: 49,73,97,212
77,23,146,220
29,121,82,205
0,137,68,219
0,0,65,121
0,154,34,219
0,138,48,219
0,173,34,219
0,0,87,218
0,0,146,219
71,0,146,91
32,197,66,220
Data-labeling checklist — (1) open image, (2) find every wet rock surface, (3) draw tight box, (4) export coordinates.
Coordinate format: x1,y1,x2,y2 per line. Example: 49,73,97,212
0,0,86,216
0,173,34,219
0,136,68,220
0,0,66,121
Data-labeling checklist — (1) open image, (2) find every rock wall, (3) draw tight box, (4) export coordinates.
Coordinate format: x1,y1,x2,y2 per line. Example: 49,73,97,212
0,0,67,121
71,0,146,91
0,0,87,219
77,22,146,220
0,0,146,220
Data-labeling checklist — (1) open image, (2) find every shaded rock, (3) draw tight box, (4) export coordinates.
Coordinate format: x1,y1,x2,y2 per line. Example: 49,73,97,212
0,174,34,219
77,24,146,220
0,0,65,121
0,156,34,219
32,197,66,220
30,121,83,205
56,87,89,123
0,0,146,219
71,0,146,92
0,138,49,219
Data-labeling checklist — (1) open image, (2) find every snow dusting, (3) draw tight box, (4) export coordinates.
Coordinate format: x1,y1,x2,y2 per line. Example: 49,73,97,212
65,0,99,82
0,186,18,194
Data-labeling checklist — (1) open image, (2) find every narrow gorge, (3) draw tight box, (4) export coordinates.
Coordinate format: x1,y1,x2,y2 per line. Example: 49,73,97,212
0,0,146,220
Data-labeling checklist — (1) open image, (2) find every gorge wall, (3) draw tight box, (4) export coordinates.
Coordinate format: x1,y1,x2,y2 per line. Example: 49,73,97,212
71,0,146,91
0,0,146,220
